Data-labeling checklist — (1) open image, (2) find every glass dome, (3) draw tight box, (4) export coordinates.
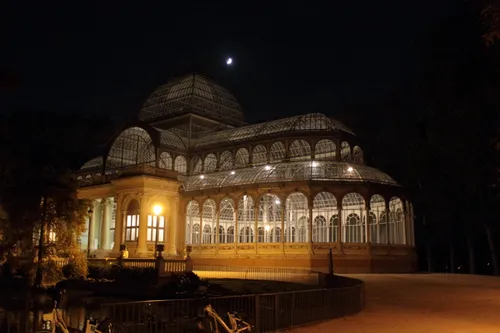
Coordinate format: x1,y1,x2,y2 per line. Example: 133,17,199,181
139,74,245,126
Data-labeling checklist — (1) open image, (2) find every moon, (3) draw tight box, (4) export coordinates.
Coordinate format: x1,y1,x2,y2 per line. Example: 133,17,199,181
226,57,233,65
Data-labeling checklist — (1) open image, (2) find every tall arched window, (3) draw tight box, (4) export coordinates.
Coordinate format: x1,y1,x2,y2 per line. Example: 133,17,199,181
258,194,281,243
270,142,286,163
202,199,216,244
106,127,156,172
314,139,336,160
238,195,254,243
234,148,249,168
186,200,200,244
219,198,235,244
159,152,173,169
342,193,365,243
340,141,351,161
252,145,267,166
204,154,217,172
289,140,311,161
219,151,233,171
125,200,140,241
370,195,385,244
174,156,187,174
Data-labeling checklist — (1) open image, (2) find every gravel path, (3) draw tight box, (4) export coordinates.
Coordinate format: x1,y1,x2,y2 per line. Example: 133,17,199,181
288,274,500,333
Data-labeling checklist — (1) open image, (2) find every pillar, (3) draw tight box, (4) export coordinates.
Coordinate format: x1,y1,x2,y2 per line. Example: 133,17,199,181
365,204,371,244
168,196,179,255
89,200,98,251
234,205,239,244
100,198,112,250
307,203,313,243
337,204,343,253
280,204,285,242
136,194,149,255
385,203,390,244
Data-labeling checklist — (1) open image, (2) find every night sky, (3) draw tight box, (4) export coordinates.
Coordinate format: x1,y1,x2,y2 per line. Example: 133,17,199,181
3,1,454,124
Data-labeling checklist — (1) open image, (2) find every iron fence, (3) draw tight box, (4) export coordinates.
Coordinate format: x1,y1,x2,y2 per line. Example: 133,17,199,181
100,283,364,333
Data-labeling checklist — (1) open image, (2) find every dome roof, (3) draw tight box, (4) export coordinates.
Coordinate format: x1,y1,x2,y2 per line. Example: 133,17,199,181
139,74,245,126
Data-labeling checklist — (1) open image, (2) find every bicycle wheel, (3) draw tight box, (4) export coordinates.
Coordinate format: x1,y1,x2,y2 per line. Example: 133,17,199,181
97,319,126,333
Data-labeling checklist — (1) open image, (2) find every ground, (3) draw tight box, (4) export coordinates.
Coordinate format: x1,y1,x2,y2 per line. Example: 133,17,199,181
289,273,500,333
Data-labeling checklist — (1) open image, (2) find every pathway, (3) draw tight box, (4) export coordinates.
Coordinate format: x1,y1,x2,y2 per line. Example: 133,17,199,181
289,274,500,333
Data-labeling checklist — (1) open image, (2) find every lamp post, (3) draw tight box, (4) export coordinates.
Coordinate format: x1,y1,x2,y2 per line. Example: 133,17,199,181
87,208,93,257
152,204,163,258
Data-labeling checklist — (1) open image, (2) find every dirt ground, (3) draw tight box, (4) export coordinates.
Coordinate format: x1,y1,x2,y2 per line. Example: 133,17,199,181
289,274,500,333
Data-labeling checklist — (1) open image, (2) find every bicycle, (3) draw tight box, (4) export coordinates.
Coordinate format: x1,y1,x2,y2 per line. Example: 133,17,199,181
198,303,253,333
34,291,122,333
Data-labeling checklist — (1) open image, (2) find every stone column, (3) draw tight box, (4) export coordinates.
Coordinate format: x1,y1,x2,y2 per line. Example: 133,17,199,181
89,200,98,251
100,198,112,250
234,205,239,244
136,194,149,255
168,196,179,255
280,204,285,242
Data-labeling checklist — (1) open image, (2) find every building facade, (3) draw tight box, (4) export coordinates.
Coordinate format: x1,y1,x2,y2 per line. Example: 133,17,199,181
76,74,416,273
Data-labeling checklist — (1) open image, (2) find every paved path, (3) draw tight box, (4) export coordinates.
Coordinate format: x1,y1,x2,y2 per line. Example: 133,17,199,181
289,274,500,333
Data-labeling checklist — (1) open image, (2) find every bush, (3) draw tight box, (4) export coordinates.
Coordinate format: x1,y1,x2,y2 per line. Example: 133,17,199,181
43,259,63,284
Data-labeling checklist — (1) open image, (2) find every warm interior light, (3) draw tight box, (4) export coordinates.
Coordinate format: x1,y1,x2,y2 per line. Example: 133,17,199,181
347,166,353,172
311,161,318,167
264,165,271,170
200,175,205,179
275,199,281,205
264,225,270,231
230,170,236,175
152,204,162,216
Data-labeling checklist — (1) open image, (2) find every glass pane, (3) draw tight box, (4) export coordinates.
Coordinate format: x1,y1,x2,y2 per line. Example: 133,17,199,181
127,215,132,227
153,215,157,227
147,228,152,241
126,229,131,241
159,230,164,242
159,216,165,228
148,215,152,227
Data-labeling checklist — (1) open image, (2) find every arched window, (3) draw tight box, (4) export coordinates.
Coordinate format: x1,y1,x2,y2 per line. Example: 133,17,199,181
238,195,254,243
190,156,202,174
289,140,311,161
227,226,235,243
389,197,404,244
370,195,385,244
203,225,212,244
353,146,364,164
125,200,140,241
219,151,233,171
252,145,267,166
174,156,187,174
329,215,339,242
216,226,225,243
186,200,200,244
240,227,253,243
313,192,337,243
342,193,365,243
340,141,351,161
219,198,235,244
106,127,156,172
272,227,281,242
258,194,281,243
314,139,336,160
285,226,296,242
298,216,308,242
313,216,327,242
159,152,173,169
270,142,286,163
204,154,217,172
285,193,308,243
202,199,216,243
235,148,249,168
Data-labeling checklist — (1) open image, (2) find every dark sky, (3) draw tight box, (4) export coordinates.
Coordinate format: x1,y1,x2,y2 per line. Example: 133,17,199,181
3,1,454,124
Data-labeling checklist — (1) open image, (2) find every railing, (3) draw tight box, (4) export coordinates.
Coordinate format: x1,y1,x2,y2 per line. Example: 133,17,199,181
193,264,320,285
100,284,365,333
87,258,187,273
